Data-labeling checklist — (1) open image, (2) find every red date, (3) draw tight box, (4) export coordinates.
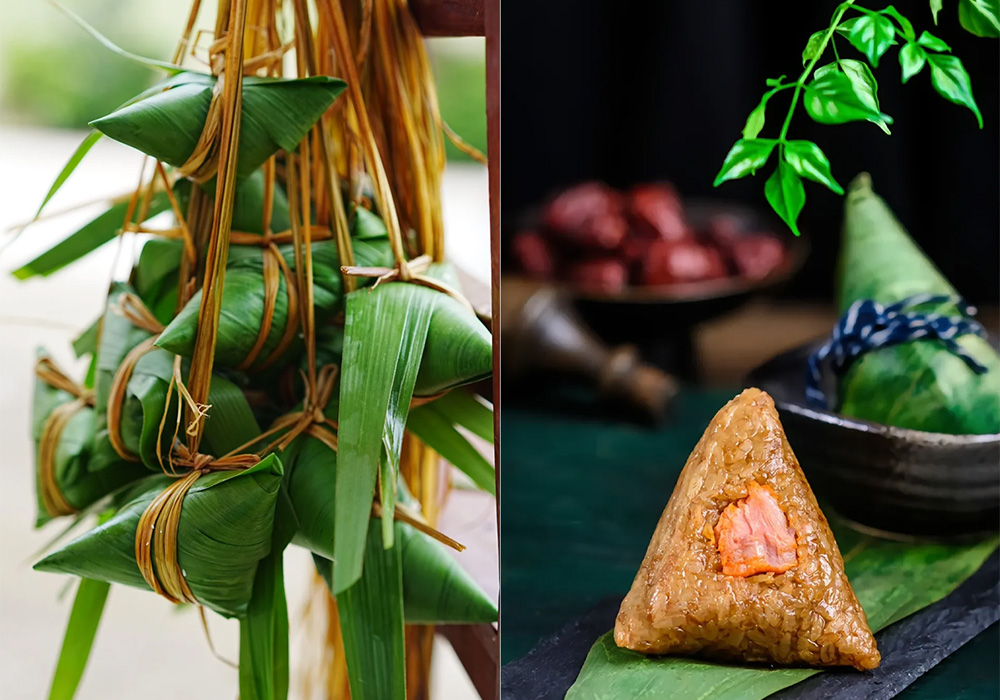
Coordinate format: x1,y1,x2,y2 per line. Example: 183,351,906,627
543,182,627,251
642,240,728,286
512,230,557,279
566,258,629,294
627,183,691,243
732,234,785,281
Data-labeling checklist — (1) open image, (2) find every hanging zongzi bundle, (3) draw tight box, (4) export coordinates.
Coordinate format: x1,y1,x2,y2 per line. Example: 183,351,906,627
615,388,879,670
32,355,138,526
35,455,283,618
818,174,1000,435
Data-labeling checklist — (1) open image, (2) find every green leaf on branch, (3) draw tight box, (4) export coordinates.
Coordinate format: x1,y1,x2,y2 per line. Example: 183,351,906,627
805,67,891,132
959,0,1000,37
782,141,843,195
917,30,952,51
926,53,984,127
899,43,928,82
764,159,805,237
713,139,778,187
882,6,916,40
930,0,944,23
837,14,897,67
46,578,110,700
802,31,827,65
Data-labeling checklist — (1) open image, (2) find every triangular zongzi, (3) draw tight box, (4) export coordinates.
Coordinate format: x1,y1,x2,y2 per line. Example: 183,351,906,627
615,388,879,670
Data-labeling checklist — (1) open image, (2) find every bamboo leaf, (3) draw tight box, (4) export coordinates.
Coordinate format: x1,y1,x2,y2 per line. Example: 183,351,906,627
48,0,183,74
334,281,435,591
46,578,110,700
429,390,495,444
91,75,346,185
407,404,495,495
566,527,998,699
72,319,100,359
13,192,171,280
31,130,103,222
338,518,406,700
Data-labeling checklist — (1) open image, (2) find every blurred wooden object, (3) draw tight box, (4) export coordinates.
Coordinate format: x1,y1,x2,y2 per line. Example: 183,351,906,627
411,0,485,36
502,279,679,419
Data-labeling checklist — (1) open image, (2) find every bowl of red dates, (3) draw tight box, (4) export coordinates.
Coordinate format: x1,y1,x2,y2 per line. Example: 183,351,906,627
510,181,806,375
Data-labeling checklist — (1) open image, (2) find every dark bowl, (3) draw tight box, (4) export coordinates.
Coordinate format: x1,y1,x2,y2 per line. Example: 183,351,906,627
747,341,1000,539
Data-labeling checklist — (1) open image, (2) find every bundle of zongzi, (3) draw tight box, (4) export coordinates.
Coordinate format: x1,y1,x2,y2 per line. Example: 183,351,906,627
35,455,283,618
615,388,880,670
32,355,138,526
828,174,999,435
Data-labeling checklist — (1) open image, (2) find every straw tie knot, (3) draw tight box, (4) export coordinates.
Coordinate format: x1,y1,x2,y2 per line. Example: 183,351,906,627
339,254,475,313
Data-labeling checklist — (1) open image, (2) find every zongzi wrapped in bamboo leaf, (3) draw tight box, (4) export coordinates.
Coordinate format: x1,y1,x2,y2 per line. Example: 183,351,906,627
35,455,284,618
414,263,493,396
32,356,138,526
835,174,999,434
91,73,346,185
286,430,496,624
155,237,395,370
615,388,879,670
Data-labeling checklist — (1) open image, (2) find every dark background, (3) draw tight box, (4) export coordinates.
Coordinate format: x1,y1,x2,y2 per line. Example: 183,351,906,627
501,0,1000,303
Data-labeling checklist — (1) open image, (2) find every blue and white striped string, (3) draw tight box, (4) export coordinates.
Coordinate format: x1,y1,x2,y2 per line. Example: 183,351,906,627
806,294,989,408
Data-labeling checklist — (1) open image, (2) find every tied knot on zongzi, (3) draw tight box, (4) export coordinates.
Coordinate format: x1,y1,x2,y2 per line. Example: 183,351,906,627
135,446,261,606
35,357,95,517
262,363,341,454
341,253,475,314
807,293,989,409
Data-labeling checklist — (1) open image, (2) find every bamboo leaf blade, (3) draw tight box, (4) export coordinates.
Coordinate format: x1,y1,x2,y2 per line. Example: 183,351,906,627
566,531,999,699
406,405,495,495
46,578,110,700
333,281,434,592
338,519,407,700
31,130,103,223
13,192,171,280
428,390,495,444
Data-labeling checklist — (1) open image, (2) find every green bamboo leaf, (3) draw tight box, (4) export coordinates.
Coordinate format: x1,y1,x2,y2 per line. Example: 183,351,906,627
46,577,110,700
882,6,916,40
407,404,495,495
713,139,778,187
351,206,389,239
72,319,100,359
35,455,284,618
566,525,998,700
429,390,494,444
338,518,406,700
91,74,346,185
959,0,1000,36
333,281,435,591
930,0,944,23
837,174,999,433
239,494,295,700
837,13,897,67
13,192,171,280
32,130,103,222
926,53,984,127
899,43,928,83
804,68,890,130
782,140,844,195
764,159,805,237
917,30,952,51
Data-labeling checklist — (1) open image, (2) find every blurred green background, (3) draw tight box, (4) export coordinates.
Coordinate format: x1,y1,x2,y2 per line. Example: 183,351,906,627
0,0,486,162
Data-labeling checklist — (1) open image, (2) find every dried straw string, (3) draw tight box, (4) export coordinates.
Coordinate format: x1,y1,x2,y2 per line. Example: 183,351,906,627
34,357,95,517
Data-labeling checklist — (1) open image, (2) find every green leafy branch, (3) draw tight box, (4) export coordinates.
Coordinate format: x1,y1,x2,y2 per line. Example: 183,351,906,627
714,0,989,236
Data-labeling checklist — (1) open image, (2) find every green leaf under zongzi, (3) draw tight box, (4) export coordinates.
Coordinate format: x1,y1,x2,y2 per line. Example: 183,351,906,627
566,527,998,700
46,577,110,700
35,455,284,618
837,174,999,434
